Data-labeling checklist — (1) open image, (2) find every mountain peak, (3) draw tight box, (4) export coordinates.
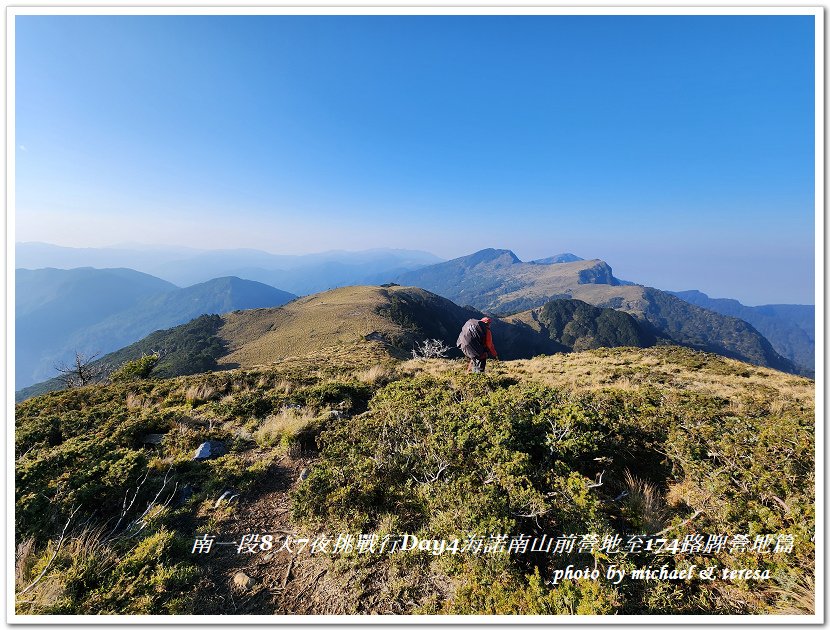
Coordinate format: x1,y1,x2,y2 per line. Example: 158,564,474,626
577,260,619,286
462,248,521,267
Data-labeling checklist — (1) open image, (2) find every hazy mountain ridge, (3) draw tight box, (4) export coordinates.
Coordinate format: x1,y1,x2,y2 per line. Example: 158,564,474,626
396,248,618,313
16,269,296,388
670,289,814,372
16,247,812,394
16,267,179,388
60,276,297,366
530,253,584,264
16,242,443,295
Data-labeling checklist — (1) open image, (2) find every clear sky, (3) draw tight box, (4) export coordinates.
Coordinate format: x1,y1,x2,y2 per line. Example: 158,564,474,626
14,14,816,305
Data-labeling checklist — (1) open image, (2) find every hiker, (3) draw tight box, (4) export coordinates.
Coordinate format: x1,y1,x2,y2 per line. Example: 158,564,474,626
457,317,498,373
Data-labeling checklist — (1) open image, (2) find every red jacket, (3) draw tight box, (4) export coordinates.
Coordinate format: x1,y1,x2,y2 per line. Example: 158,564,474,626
484,325,498,358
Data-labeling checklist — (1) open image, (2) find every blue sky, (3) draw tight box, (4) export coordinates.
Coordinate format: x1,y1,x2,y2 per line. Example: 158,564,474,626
15,14,816,304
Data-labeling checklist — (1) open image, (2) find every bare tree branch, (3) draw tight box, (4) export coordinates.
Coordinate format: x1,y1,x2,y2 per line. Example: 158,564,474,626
19,505,81,596
411,339,451,359
53,351,102,388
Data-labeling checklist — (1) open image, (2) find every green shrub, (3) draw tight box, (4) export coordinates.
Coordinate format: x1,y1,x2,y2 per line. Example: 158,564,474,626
109,354,160,383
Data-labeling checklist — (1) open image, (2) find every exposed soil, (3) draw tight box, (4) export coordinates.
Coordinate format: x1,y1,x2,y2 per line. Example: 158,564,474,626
186,453,361,615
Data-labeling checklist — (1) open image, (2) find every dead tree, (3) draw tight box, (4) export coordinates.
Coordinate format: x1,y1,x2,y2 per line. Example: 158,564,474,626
411,339,451,359
54,351,102,388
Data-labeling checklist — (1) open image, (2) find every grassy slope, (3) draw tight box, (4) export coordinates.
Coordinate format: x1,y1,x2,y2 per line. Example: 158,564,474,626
411,346,813,407
218,285,419,367
15,345,815,615
218,284,561,365
489,259,617,311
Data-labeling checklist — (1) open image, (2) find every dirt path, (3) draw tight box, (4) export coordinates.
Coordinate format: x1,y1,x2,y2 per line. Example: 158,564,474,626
188,454,342,615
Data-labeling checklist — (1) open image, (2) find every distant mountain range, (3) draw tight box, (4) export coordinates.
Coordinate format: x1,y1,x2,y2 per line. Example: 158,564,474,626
16,268,296,388
397,248,807,375
669,290,814,373
397,248,620,313
530,253,584,264
15,246,814,397
16,242,443,295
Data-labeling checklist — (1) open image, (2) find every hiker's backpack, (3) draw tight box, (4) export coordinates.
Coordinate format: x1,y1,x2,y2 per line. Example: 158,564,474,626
457,319,485,350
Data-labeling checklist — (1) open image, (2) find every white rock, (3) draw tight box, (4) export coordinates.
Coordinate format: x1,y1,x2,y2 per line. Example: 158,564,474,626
233,571,256,590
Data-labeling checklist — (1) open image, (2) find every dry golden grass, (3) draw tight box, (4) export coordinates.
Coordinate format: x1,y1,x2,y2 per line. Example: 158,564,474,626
275,379,294,394
398,346,814,414
771,575,815,615
16,525,116,613
185,383,216,405
400,357,466,377
125,392,148,410
357,364,397,386
219,393,235,406
247,340,400,383
623,470,669,533
231,378,252,393
505,348,812,406
218,286,414,369
254,406,318,449
15,538,35,589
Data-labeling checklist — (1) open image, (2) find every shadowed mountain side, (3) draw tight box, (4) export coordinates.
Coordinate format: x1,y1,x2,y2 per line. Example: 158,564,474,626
566,285,801,374
671,290,814,373
505,299,656,352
